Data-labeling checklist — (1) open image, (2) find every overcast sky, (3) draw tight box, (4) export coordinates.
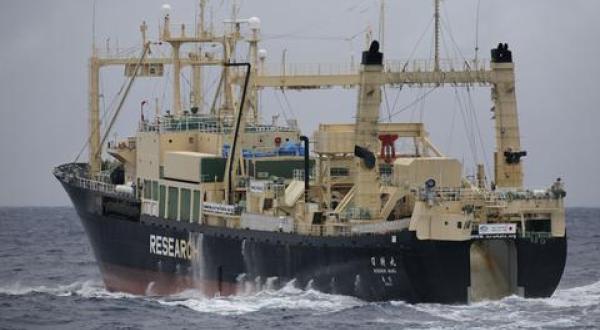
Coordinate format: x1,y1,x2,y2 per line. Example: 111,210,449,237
0,0,599,207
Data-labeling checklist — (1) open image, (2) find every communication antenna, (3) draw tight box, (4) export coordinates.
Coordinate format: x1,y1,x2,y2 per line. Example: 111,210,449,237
231,0,239,31
198,0,207,36
92,0,97,55
434,0,441,71
378,0,385,52
474,0,481,62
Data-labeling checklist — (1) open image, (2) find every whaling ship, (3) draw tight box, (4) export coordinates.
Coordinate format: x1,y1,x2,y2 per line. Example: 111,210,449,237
54,1,567,303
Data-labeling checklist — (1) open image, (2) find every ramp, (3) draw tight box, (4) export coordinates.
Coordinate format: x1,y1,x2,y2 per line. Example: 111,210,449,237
283,180,305,207
469,240,518,302
379,186,408,220
334,186,356,214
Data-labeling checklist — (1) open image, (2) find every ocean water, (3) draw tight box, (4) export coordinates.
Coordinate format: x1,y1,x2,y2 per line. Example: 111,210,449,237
0,207,598,329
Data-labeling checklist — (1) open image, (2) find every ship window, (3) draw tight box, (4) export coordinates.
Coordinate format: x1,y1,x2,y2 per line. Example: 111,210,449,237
525,219,551,233
192,190,201,222
167,187,179,220
152,181,159,201
379,164,393,176
263,198,273,210
159,185,166,218
180,189,191,222
330,167,349,177
143,179,151,199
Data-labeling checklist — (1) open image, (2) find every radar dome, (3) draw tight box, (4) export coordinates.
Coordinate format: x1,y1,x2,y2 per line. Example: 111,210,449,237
161,4,172,15
258,49,267,60
248,16,261,30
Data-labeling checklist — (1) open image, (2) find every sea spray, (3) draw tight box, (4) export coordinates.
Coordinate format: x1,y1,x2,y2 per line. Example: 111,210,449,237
189,231,206,293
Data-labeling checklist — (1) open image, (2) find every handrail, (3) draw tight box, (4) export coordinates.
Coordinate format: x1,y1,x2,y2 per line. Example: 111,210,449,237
260,58,491,77
416,187,560,205
53,163,136,200
139,116,296,134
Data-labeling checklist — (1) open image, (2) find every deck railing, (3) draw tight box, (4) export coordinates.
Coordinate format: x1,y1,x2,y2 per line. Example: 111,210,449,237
53,163,136,200
260,59,491,77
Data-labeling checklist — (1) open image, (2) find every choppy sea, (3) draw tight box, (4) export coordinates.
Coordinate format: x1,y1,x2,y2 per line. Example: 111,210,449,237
0,207,598,329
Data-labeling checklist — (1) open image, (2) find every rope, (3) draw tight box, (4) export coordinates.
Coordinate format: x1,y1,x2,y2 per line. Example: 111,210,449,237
445,93,459,154
382,86,392,122
272,89,290,123
281,90,297,120
73,74,129,163
454,88,479,165
466,86,491,173
97,44,150,156
388,87,438,120
405,16,435,65
475,0,482,60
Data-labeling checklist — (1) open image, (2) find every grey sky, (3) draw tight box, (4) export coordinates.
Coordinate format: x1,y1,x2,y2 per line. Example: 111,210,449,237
0,0,599,207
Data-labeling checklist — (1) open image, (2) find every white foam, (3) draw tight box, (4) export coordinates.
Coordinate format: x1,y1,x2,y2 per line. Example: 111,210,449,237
157,280,364,316
0,279,362,316
3,279,598,322
388,281,600,328
545,280,600,308
0,280,135,299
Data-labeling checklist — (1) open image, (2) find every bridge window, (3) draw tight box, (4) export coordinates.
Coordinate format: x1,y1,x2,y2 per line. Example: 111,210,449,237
180,189,191,222
143,179,151,199
330,167,349,177
167,187,179,220
159,185,166,218
192,190,201,222
152,181,159,201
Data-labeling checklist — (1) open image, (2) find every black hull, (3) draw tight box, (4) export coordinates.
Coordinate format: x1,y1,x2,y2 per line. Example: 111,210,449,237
58,178,567,303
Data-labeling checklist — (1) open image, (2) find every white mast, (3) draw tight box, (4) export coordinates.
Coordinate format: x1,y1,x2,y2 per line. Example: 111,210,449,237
378,0,385,52
191,0,206,111
434,0,441,72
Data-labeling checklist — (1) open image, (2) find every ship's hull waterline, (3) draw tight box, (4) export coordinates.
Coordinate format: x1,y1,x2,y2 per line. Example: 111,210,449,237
59,175,567,303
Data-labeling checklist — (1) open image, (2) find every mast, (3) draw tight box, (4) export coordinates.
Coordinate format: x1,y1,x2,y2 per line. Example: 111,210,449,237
247,17,261,123
434,0,441,72
224,63,252,204
353,41,384,219
378,0,385,52
490,43,525,188
191,0,206,111
191,55,203,111
199,0,206,36
88,54,101,175
162,11,183,116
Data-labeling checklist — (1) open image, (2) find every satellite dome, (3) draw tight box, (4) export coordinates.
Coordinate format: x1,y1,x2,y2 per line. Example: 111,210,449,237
258,49,267,60
161,4,172,16
248,16,261,30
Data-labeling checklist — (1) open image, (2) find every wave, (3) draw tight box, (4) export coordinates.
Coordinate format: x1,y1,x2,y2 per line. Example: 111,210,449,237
545,280,600,308
157,280,364,315
0,279,363,316
0,280,135,300
2,279,598,320
384,280,600,328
